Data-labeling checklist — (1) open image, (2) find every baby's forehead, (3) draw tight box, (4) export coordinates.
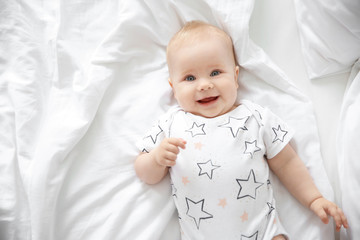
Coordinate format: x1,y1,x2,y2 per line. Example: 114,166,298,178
168,26,232,53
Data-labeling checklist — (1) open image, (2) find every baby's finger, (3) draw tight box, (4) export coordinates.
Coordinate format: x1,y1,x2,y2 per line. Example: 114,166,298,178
164,159,176,167
342,212,349,229
168,138,187,149
158,153,176,166
335,207,349,230
313,206,329,224
165,143,180,154
164,151,178,162
326,206,342,231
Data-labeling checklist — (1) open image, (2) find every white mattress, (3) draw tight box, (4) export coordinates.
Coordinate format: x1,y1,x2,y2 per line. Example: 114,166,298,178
1,0,359,239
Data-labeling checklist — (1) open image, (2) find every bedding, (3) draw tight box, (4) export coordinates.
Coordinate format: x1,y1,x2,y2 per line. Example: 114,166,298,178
294,1,360,239
294,0,360,79
0,0,346,239
337,62,360,240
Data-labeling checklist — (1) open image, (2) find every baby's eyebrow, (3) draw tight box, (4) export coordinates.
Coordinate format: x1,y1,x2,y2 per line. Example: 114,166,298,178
207,63,226,69
180,69,196,77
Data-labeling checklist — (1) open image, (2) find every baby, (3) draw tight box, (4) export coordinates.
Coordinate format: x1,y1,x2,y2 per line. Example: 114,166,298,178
135,21,348,239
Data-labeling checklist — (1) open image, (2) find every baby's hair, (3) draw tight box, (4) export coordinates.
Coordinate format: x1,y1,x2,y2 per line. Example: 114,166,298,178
166,20,237,65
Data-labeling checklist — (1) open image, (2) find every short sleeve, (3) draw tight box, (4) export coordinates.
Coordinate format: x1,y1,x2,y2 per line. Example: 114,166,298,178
136,107,178,153
261,107,295,159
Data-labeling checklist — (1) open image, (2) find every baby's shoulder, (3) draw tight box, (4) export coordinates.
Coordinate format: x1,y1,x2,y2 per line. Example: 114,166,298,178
240,99,267,117
239,100,275,127
156,105,183,125
163,105,183,118
240,99,266,113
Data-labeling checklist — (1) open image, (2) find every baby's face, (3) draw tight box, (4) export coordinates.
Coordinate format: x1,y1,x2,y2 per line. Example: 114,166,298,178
168,34,239,118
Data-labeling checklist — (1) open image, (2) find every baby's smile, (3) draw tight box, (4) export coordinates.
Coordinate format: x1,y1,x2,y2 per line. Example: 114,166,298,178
197,96,219,105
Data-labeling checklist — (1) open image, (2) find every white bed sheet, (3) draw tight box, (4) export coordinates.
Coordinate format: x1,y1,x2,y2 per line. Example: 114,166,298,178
0,0,345,239
337,61,360,240
337,62,360,240
294,0,360,79
251,0,350,209
292,0,360,239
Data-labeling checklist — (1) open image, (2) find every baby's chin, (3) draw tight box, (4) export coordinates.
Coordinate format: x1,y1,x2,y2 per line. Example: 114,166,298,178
185,109,224,119
189,104,239,118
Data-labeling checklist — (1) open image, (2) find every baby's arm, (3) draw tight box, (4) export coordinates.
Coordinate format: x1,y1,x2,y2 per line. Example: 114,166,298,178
268,144,348,232
135,138,186,185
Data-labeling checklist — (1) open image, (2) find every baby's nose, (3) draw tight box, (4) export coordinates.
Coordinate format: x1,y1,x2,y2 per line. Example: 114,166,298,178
197,78,214,91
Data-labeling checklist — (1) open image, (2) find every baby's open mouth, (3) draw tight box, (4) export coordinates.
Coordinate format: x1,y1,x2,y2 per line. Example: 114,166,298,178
197,96,219,104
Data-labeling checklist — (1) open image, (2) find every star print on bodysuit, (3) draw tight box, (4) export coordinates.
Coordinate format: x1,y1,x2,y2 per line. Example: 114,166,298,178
266,202,275,216
171,183,177,198
272,125,288,143
241,231,258,240
197,160,221,180
236,169,264,200
244,140,261,158
185,198,213,229
218,198,227,208
241,211,248,222
145,125,163,144
218,116,249,138
186,122,206,137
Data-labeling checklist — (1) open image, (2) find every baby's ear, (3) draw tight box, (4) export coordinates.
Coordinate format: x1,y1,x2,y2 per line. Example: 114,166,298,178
235,65,240,78
168,78,177,98
234,66,240,87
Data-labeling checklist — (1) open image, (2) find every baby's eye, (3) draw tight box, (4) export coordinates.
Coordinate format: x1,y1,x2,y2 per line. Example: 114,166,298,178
185,75,196,81
210,70,220,77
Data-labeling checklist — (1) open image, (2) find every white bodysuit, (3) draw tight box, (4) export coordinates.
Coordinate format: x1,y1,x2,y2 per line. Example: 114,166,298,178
137,100,294,240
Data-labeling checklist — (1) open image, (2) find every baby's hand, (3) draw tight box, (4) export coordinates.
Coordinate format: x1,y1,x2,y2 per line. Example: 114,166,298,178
310,197,349,232
154,138,186,167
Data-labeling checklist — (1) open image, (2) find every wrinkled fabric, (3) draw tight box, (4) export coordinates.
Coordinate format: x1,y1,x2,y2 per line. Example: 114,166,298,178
338,61,360,240
294,0,360,79
0,0,335,239
293,1,360,239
